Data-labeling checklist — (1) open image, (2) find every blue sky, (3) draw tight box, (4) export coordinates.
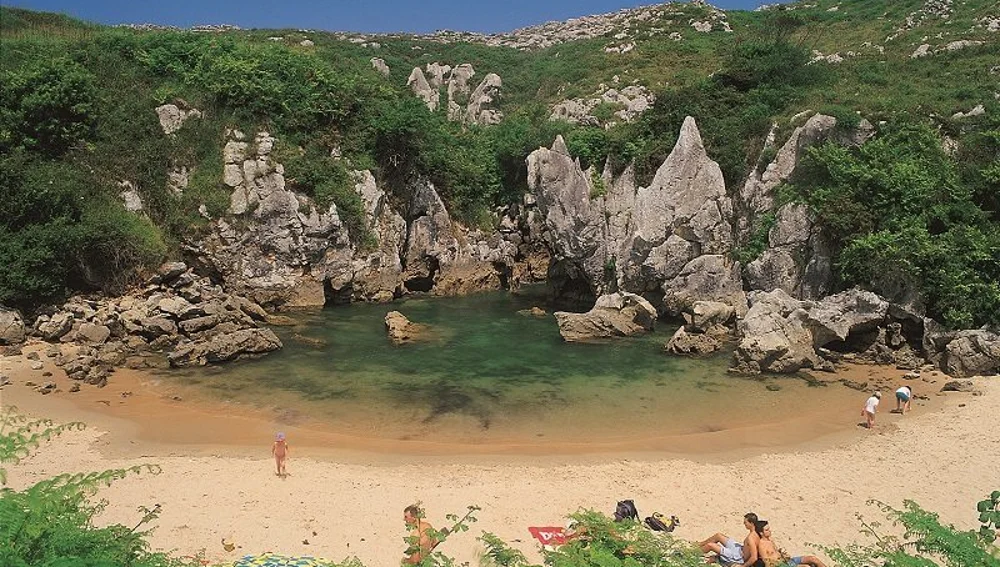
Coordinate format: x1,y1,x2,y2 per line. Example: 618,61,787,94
3,0,786,34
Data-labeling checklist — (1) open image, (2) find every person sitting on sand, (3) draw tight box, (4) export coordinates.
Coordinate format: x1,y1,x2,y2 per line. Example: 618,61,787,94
754,519,827,567
700,512,761,566
895,385,912,413
403,504,439,565
271,432,288,476
861,391,881,429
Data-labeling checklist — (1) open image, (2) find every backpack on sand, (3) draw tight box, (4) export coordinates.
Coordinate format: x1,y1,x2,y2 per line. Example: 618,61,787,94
614,500,639,522
644,512,680,532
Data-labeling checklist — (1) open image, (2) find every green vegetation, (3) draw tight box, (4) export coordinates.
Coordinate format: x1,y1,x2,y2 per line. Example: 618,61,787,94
0,407,188,567
786,122,1000,328
1,1,998,327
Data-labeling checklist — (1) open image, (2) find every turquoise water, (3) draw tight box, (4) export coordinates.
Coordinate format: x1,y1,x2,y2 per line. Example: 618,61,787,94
163,287,853,445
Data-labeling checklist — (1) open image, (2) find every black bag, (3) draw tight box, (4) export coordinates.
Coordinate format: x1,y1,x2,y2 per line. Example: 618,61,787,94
614,499,639,522
644,513,680,532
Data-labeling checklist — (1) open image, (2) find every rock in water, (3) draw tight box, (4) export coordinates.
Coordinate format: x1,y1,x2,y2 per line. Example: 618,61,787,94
384,311,431,345
554,292,656,342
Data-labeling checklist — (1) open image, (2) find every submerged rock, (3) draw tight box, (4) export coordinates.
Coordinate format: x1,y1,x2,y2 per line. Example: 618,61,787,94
384,311,432,345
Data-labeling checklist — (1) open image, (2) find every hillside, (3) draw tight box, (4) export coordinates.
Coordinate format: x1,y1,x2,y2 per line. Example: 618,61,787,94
1,0,998,328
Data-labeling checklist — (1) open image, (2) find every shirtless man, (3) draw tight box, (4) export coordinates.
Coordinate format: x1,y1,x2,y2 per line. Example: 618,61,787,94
403,504,439,565
699,512,761,566
754,519,827,567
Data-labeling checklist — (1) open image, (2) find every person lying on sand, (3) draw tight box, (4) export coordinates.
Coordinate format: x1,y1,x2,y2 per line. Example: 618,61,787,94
699,512,760,566
754,519,827,567
403,504,439,564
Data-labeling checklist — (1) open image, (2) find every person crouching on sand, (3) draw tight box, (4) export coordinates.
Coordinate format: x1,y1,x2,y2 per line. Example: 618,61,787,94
272,432,288,476
861,391,881,429
895,385,912,413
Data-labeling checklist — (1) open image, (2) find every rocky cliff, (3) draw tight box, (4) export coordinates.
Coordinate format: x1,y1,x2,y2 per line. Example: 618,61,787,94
527,116,745,317
184,128,529,310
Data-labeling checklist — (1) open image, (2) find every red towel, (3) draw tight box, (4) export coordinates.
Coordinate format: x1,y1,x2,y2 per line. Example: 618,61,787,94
528,526,568,546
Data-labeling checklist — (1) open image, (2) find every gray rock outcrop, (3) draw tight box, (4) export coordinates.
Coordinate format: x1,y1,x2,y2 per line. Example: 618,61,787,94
155,103,202,135
407,63,504,126
732,289,828,374
0,307,26,345
740,113,873,300
528,117,745,316
665,326,722,355
928,330,1000,377
732,288,894,374
370,57,390,77
27,262,283,375
554,292,657,342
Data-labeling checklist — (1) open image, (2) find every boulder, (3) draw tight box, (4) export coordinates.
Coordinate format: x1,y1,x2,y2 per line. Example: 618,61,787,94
0,307,26,345
154,104,201,135
732,290,828,374
371,57,390,77
805,289,889,347
407,67,439,111
941,380,975,392
940,330,1000,377
384,311,431,345
465,73,503,125
553,292,656,342
36,313,74,340
685,301,735,333
77,323,111,345
665,326,722,355
168,328,282,367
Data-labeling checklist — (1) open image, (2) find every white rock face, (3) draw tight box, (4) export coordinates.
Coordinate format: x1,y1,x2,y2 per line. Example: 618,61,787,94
370,57,390,77
119,181,144,212
407,62,504,125
155,104,202,135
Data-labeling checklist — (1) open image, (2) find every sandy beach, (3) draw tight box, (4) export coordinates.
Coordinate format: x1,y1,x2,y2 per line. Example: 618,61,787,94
2,348,998,566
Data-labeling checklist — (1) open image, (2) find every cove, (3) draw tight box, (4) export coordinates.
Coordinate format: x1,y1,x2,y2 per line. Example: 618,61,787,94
158,287,866,452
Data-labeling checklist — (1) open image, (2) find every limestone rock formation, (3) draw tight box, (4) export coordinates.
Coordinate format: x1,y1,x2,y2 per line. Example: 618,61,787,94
528,117,745,316
384,311,431,344
168,328,282,367
407,67,439,111
370,57,390,77
665,326,722,355
554,292,656,342
930,330,1000,377
25,262,282,376
732,290,827,374
740,113,873,300
155,103,202,135
466,73,503,126
407,63,504,125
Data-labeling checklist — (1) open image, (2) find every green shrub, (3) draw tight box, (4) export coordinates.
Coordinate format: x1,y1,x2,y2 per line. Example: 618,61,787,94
788,122,1000,328
0,57,97,156
0,408,191,567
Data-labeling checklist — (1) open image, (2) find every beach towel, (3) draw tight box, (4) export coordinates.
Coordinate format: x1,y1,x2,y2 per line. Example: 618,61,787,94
232,553,332,567
528,526,569,546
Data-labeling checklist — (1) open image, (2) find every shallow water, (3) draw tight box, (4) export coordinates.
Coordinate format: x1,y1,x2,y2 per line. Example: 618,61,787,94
160,287,859,447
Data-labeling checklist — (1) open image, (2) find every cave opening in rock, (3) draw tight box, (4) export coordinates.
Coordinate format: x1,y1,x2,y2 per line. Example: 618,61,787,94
324,280,353,306
404,258,439,293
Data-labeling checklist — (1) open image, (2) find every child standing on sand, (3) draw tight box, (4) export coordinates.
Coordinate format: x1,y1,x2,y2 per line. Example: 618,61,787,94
272,432,289,476
861,391,881,429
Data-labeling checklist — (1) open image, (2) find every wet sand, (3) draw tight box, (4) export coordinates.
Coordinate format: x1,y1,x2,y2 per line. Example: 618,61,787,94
0,342,943,461
3,345,996,566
